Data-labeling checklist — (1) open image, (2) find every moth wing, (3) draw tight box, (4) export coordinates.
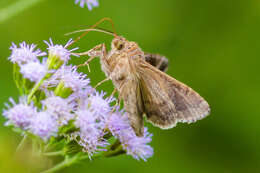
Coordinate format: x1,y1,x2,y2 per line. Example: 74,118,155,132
144,53,169,72
137,60,210,129
119,77,144,136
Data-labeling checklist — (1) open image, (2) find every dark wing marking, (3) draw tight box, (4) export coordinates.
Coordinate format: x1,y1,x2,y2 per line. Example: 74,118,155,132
145,53,169,72
137,60,210,129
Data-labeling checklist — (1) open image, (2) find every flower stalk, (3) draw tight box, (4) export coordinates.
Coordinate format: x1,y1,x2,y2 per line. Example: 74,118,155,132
42,151,64,157
16,134,28,152
41,154,80,173
27,76,46,104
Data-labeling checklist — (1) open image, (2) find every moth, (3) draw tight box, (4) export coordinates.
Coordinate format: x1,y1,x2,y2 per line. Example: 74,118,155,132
75,34,210,136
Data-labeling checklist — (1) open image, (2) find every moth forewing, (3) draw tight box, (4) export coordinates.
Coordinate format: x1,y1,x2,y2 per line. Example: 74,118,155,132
119,77,144,136
137,59,210,128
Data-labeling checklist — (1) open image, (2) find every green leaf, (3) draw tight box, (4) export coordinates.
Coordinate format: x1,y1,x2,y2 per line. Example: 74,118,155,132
13,63,24,94
58,120,78,134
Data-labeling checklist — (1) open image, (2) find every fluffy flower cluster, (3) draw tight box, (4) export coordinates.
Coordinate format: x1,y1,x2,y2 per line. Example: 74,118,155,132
75,0,99,10
3,39,153,161
108,111,154,161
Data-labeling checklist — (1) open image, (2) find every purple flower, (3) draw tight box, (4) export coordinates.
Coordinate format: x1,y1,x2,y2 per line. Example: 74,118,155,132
70,131,108,158
30,111,58,141
75,109,105,135
122,128,153,161
44,65,90,92
9,42,46,64
44,38,78,63
75,0,99,10
68,88,94,108
20,59,48,82
86,91,114,121
107,110,131,136
107,112,154,161
3,97,36,129
42,94,75,126
73,109,108,156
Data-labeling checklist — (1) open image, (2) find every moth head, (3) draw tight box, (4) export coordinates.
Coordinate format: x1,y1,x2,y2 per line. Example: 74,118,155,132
112,36,127,51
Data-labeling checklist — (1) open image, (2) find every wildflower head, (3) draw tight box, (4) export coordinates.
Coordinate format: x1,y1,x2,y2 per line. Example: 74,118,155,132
44,39,78,69
45,65,90,95
3,97,36,129
42,94,75,126
9,42,46,64
30,111,58,141
107,112,154,161
75,109,105,134
86,91,114,120
73,109,108,156
75,0,99,10
20,59,48,82
122,128,153,161
107,110,132,136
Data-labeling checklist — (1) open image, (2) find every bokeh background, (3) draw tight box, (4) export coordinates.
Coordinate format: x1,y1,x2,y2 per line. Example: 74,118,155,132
0,0,260,172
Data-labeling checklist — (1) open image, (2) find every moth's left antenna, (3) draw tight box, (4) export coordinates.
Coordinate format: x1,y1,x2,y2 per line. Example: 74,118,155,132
67,17,117,47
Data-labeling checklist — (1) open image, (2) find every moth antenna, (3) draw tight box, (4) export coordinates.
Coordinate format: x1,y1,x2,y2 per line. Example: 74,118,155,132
67,17,117,47
65,28,115,37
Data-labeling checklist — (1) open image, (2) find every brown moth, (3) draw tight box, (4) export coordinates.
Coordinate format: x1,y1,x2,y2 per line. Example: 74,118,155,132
77,36,210,136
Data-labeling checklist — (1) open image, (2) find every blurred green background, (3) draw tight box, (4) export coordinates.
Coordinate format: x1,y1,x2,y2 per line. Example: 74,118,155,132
0,0,260,172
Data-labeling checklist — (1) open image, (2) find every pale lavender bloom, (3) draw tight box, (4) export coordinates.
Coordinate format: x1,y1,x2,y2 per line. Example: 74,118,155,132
30,111,58,141
107,112,153,161
42,94,75,126
9,42,46,64
107,110,132,135
86,91,114,122
3,97,36,129
20,59,48,82
68,88,94,109
44,65,90,92
75,0,99,10
44,38,78,63
122,128,153,161
70,131,108,158
75,109,105,135
74,109,108,156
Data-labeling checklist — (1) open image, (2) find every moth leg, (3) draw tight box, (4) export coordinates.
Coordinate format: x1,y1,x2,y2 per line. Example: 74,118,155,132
76,44,104,71
110,88,121,112
111,88,120,106
111,88,117,97
74,44,103,57
94,77,110,88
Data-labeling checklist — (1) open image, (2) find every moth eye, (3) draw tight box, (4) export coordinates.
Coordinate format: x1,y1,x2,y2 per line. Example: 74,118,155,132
117,43,124,50
114,40,124,50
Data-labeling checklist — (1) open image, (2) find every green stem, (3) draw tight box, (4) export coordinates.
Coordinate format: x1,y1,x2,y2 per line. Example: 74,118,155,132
0,0,46,24
13,64,23,95
32,139,38,154
16,135,27,152
41,155,79,173
43,142,52,152
104,145,125,157
42,151,64,157
27,77,45,104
